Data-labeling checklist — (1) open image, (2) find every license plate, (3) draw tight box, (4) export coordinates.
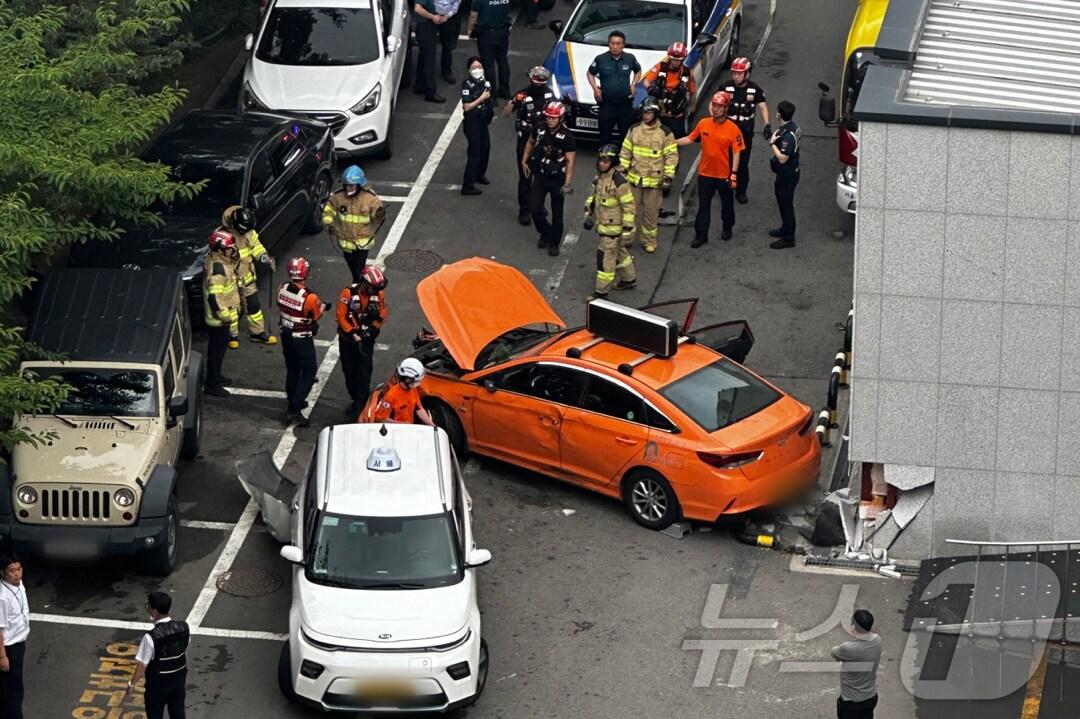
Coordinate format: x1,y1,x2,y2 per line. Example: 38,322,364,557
356,679,413,700
576,117,598,129
44,541,100,558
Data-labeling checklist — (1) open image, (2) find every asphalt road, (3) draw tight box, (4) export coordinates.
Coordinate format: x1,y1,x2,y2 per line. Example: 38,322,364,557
18,1,942,718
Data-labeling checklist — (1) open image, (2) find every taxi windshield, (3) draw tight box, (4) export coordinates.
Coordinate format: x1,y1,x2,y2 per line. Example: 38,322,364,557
659,359,780,432
564,0,685,51
307,512,462,589
32,368,159,418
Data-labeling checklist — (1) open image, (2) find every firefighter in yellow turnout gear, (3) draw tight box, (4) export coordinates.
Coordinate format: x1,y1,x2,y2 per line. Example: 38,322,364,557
202,230,242,397
585,144,636,298
321,165,385,284
222,205,276,347
619,97,678,253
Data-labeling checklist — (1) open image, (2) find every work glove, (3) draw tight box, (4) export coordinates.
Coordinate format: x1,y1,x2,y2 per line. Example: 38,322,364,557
662,176,673,191
323,301,332,312
560,184,573,196
583,218,595,231
762,123,772,140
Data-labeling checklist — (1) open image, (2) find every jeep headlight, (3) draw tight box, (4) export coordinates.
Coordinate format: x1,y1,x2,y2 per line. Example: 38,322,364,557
16,487,37,505
350,83,381,115
114,488,136,507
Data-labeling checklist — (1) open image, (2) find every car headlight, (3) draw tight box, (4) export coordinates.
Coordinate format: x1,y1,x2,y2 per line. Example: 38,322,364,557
114,488,136,507
242,81,268,111
16,487,37,505
841,164,857,187
350,83,381,115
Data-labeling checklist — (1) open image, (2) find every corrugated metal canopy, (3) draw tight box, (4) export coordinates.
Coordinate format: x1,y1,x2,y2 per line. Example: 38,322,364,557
903,0,1080,113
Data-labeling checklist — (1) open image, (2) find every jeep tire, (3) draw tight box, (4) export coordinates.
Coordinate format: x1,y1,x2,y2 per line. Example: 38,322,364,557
144,496,180,576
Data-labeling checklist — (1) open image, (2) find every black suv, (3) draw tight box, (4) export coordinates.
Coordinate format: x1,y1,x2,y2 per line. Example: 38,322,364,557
73,110,333,310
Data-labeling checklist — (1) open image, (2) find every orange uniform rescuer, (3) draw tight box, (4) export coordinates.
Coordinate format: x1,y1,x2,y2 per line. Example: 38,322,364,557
361,357,434,426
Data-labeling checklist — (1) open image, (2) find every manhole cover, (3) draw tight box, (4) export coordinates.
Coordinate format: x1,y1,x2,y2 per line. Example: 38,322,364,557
215,567,283,597
384,249,443,273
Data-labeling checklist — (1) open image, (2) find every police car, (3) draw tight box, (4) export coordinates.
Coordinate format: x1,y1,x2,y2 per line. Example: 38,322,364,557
544,0,742,135
242,424,491,713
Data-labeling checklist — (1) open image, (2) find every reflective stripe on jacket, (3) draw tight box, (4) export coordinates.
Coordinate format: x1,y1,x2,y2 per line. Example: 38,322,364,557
322,187,384,252
620,122,678,188
277,282,316,336
586,169,635,238
203,252,240,327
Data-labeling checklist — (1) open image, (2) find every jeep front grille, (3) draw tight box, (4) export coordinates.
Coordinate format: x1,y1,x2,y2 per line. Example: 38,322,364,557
41,489,111,520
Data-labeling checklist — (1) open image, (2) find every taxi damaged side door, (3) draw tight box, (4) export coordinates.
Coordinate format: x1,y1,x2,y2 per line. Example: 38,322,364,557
559,374,650,488
469,362,587,473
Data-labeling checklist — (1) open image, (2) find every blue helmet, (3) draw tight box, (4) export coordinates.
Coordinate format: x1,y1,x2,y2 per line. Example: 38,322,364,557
343,165,365,186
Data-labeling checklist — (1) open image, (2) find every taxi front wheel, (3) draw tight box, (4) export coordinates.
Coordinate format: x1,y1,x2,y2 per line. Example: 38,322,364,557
622,469,680,530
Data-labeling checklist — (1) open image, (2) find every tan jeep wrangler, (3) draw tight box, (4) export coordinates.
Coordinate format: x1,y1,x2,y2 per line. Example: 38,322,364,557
1,269,203,575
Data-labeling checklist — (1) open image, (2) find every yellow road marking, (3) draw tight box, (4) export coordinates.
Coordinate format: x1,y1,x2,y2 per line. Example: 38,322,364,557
1020,646,1047,719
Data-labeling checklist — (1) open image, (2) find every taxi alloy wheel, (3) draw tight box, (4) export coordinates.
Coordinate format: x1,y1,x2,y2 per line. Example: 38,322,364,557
622,469,679,530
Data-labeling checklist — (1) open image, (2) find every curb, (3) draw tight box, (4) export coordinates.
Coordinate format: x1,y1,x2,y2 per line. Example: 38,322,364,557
204,44,249,110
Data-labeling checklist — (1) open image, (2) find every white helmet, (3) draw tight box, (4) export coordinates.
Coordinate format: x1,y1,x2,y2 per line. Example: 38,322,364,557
397,357,426,383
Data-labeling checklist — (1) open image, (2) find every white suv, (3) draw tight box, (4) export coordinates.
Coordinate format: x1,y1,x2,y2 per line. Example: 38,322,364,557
265,424,491,712
241,0,411,159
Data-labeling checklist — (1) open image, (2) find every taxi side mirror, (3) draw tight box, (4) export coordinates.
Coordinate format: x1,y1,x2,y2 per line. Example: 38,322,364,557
818,82,837,125
244,33,254,52
483,380,496,393
549,19,563,35
466,548,492,568
280,545,303,565
697,31,717,47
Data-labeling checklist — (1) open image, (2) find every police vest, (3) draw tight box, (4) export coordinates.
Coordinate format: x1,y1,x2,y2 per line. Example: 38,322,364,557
771,123,801,174
724,83,763,129
278,283,316,336
146,621,189,688
516,87,554,136
651,61,692,116
532,126,571,176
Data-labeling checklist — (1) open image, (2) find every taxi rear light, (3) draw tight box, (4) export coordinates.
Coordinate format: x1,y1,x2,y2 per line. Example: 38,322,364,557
797,411,814,436
698,451,762,469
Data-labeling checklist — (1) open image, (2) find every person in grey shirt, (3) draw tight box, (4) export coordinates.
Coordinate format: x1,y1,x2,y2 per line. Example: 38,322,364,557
830,609,882,718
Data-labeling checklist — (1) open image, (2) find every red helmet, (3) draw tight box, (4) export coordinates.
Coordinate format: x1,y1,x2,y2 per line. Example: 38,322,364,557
360,265,387,290
287,257,310,281
731,57,751,73
543,101,565,119
209,229,236,252
711,91,733,107
667,42,688,60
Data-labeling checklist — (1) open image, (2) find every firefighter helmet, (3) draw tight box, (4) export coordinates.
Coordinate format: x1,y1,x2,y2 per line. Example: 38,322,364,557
343,165,366,186
597,144,620,160
233,207,255,234
731,57,751,73
360,265,387,291
209,229,236,252
543,101,565,119
641,97,661,116
529,66,551,83
711,91,733,107
397,357,426,384
287,257,310,281
667,42,688,60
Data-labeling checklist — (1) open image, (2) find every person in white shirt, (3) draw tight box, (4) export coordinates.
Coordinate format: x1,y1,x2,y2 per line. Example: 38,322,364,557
123,592,189,719
0,554,29,719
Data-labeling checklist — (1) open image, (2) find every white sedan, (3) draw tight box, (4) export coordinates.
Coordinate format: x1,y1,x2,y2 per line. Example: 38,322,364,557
241,0,411,159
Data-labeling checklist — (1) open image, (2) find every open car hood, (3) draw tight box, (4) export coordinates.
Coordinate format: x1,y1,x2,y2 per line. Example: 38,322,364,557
417,258,565,371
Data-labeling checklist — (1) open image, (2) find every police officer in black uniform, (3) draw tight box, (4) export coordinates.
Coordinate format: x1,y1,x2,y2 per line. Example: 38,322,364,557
522,101,577,256
124,592,189,719
768,100,800,250
468,0,512,99
504,66,554,225
722,57,770,203
461,56,494,195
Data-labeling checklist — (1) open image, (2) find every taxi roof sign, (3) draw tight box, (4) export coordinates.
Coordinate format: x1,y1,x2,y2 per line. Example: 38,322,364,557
586,299,679,358
366,446,402,472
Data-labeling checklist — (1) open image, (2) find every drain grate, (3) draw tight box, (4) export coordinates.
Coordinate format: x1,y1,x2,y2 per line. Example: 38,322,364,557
215,567,284,597
384,249,443,273
804,555,920,577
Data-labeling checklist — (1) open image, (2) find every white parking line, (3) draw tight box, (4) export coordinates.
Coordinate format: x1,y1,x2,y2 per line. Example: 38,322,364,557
186,342,340,632
544,232,580,299
29,612,286,642
224,387,287,399
180,519,236,531
380,195,410,203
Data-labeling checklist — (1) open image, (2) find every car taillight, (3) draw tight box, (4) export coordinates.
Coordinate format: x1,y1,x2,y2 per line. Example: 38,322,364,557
697,451,763,469
797,410,814,436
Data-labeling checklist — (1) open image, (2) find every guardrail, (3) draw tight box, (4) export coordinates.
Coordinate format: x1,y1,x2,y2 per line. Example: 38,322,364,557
815,304,853,446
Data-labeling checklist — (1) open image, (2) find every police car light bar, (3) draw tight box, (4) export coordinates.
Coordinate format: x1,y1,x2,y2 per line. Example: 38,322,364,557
585,299,679,358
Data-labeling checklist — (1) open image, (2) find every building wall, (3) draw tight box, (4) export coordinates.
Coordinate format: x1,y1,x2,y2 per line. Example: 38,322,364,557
849,121,1080,557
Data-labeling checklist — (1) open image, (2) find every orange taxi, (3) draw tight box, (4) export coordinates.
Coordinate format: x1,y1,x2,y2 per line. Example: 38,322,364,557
401,258,820,530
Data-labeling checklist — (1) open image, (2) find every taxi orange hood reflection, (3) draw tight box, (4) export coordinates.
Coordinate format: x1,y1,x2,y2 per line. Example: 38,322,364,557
417,258,565,371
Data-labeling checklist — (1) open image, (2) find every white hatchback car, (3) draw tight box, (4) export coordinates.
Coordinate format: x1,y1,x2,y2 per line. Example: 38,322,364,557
260,424,491,713
241,0,411,159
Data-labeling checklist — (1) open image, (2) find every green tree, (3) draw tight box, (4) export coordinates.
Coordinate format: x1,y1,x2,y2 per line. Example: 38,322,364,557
0,1,199,449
